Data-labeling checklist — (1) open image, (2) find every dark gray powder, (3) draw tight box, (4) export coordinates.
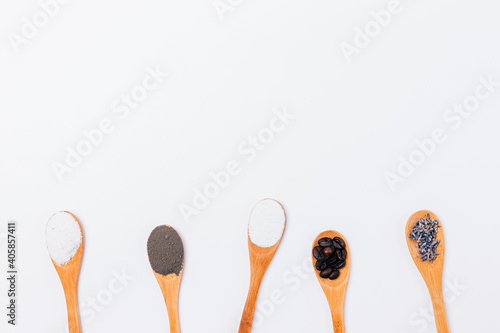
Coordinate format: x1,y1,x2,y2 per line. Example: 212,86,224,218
147,225,184,276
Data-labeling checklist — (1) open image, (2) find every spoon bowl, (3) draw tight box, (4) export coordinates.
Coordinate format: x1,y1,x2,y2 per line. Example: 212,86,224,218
312,230,350,333
49,211,84,333
405,210,449,333
238,199,286,333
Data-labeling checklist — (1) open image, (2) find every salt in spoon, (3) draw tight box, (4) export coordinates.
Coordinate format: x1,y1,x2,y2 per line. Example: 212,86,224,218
46,211,84,333
312,231,350,333
147,225,184,333
238,199,286,333
406,210,449,333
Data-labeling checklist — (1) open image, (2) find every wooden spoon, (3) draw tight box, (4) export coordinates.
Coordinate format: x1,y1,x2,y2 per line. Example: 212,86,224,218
152,272,182,333
49,212,84,333
312,231,350,333
238,199,286,333
147,225,184,333
405,210,449,333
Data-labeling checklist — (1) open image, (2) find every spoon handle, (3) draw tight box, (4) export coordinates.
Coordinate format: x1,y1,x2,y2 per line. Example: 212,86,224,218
238,269,266,333
165,284,181,333
326,287,346,333
156,276,181,333
62,283,81,333
429,287,450,333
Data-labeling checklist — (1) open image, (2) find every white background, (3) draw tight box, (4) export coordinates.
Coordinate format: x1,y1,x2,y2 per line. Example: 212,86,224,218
1,0,500,332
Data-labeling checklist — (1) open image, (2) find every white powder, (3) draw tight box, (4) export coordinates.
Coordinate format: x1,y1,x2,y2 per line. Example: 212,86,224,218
46,212,83,266
248,199,286,247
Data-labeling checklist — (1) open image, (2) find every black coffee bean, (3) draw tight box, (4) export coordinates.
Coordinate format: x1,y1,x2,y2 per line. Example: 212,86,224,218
336,249,346,261
322,247,334,257
327,256,339,266
333,237,345,248
334,260,346,269
312,246,322,259
316,259,327,271
320,267,333,278
329,270,340,280
318,237,333,247
331,241,342,250
341,249,347,259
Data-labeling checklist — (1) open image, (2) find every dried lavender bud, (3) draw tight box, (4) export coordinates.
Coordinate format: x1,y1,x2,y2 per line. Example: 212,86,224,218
408,213,441,264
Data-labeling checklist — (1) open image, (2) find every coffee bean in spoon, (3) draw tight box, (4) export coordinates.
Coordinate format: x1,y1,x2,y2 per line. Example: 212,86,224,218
312,246,322,259
337,249,347,261
331,241,343,250
334,260,346,269
333,237,345,248
313,234,348,281
323,246,334,257
320,267,333,278
329,270,340,280
316,259,327,271
327,256,339,265
318,237,333,247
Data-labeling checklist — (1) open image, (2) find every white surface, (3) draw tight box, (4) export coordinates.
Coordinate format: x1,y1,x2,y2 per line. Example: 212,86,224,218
0,0,500,332
46,211,82,265
248,199,285,247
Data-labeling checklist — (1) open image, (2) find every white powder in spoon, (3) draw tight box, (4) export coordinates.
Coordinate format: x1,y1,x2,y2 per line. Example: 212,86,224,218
248,199,286,247
46,212,82,266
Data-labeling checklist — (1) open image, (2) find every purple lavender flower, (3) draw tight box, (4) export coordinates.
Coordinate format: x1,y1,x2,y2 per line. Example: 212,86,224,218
408,214,441,263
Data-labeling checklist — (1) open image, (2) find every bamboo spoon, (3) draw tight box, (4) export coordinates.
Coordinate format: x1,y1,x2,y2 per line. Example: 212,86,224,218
406,210,449,333
152,271,182,333
312,231,350,333
48,212,84,333
238,199,286,333
147,225,184,333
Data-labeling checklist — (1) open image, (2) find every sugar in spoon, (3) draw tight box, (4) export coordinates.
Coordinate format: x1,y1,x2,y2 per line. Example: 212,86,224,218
238,199,286,333
46,211,84,333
